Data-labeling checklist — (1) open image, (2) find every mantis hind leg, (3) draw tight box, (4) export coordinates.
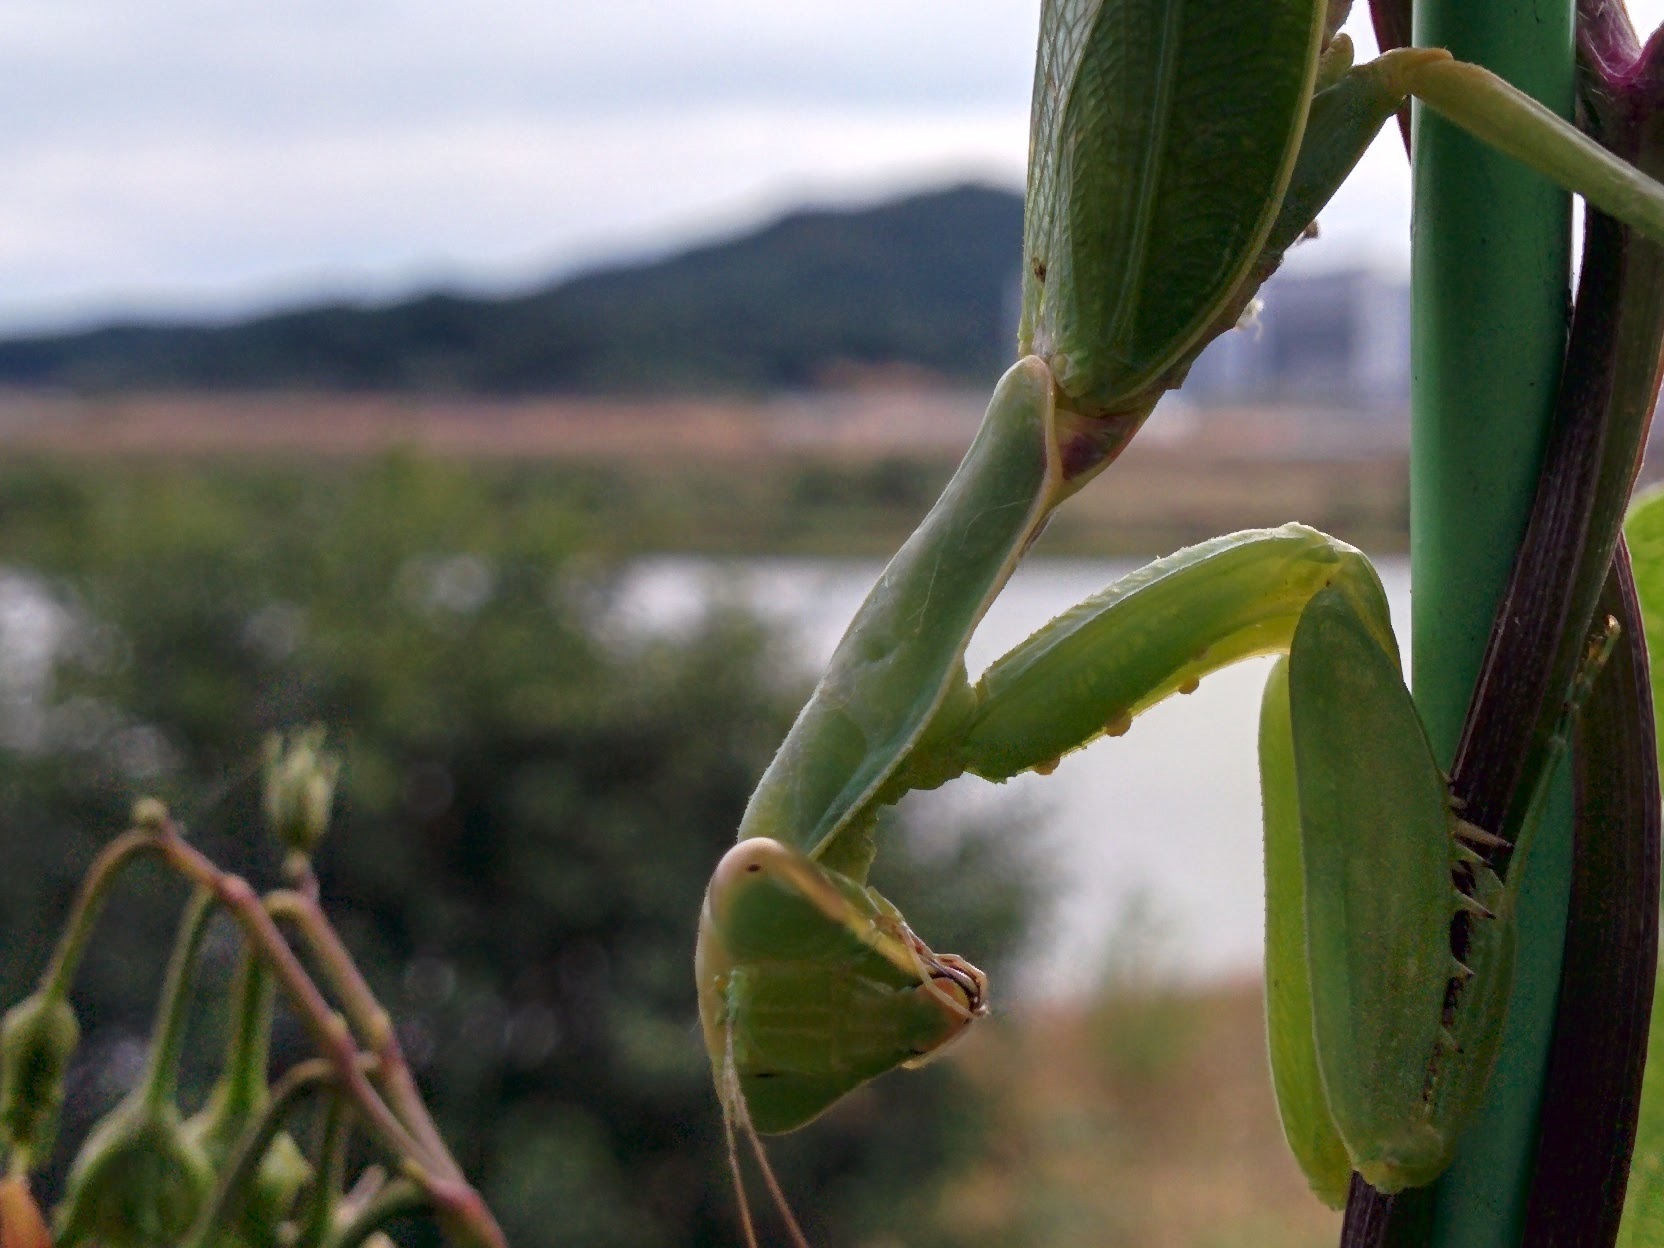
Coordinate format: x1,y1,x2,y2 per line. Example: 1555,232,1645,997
888,524,1394,791
888,532,1482,1199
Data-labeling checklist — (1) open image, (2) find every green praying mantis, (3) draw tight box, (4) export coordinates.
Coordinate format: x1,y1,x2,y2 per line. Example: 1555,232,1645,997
696,0,1664,1230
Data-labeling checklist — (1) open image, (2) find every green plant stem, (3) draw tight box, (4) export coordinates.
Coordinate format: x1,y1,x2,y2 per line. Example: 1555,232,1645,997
38,830,161,1005
1402,2,1576,1245
298,1092,350,1248
220,951,277,1119
140,821,509,1248
267,883,452,1166
186,1056,344,1248
140,828,434,1171
323,1178,427,1248
141,887,216,1111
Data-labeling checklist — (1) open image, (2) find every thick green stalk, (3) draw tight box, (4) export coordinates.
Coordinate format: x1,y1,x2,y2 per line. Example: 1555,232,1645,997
1401,2,1575,1244
37,831,161,1006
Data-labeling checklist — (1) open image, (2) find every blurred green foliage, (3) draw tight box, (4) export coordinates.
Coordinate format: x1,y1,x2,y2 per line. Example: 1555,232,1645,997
1620,490,1664,1247
0,454,1039,1248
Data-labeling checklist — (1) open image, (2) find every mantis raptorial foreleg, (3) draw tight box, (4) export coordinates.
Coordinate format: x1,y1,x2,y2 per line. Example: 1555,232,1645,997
731,358,1064,880
699,498,1605,1185
1259,657,1353,1207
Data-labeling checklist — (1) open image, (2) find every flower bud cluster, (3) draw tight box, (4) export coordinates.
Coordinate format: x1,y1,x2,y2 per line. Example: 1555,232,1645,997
0,993,79,1166
54,1093,213,1248
262,727,341,858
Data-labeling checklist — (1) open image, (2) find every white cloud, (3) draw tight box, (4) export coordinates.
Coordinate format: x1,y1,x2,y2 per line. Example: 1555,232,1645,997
0,103,1027,328
0,1,1037,329
0,0,1660,331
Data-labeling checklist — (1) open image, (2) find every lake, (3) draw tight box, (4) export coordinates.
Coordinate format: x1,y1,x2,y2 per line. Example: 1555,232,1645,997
616,553,1413,999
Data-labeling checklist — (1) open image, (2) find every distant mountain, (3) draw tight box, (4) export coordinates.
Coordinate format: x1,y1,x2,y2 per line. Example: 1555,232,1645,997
0,184,1024,395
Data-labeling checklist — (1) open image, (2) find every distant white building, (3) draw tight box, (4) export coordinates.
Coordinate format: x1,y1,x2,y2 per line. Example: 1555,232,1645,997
1182,267,1410,410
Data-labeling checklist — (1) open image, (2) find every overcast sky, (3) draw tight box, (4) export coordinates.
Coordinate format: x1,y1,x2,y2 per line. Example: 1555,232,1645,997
3,2,1663,334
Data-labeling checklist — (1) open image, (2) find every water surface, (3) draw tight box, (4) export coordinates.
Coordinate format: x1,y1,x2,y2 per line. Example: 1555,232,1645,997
617,553,1412,998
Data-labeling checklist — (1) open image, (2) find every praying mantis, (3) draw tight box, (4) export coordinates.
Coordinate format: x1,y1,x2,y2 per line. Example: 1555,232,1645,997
696,0,1664,1229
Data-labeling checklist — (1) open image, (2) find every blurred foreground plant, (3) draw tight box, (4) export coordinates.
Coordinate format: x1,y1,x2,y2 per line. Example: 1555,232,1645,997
0,456,1036,1248
0,730,506,1248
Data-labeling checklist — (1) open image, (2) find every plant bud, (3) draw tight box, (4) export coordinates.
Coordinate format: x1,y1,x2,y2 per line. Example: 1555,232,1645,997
184,1094,309,1248
0,993,79,1164
130,798,170,835
54,1094,212,1248
262,727,340,857
0,1175,51,1248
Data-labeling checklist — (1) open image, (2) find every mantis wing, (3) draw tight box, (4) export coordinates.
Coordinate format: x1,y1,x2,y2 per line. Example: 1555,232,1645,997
1287,585,1465,1194
1260,655,1352,1209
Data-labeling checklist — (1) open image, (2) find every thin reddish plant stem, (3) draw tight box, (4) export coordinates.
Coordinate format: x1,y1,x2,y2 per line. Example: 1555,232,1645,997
266,881,456,1173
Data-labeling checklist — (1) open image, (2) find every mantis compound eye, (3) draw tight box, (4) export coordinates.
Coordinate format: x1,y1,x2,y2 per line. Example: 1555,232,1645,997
899,954,988,1070
927,954,988,1018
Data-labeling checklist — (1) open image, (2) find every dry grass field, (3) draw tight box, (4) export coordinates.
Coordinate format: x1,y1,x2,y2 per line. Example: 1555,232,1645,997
936,980,1342,1248
0,388,1411,556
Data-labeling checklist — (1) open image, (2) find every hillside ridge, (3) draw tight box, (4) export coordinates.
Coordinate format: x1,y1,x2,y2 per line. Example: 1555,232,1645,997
0,183,1024,395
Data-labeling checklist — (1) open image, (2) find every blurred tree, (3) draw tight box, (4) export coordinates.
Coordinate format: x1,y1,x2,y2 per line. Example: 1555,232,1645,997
0,455,1039,1248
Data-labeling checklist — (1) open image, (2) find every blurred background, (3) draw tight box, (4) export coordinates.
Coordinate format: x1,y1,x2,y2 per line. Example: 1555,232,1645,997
4,4,1664,1246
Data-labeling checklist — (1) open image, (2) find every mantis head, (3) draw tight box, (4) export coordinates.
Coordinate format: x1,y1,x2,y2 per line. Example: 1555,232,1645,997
695,837,987,1136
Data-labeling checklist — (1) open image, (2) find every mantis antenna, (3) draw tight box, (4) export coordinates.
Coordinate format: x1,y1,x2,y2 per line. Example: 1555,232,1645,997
720,1024,812,1248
